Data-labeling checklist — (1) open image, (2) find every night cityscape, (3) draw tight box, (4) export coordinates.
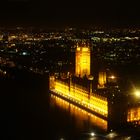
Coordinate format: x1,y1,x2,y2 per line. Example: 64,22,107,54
1,0,140,140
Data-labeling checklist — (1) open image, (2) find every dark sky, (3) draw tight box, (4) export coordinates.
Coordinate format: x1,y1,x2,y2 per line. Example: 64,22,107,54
1,0,140,27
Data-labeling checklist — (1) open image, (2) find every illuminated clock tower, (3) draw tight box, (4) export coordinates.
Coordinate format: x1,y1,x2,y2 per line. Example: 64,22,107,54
75,42,90,77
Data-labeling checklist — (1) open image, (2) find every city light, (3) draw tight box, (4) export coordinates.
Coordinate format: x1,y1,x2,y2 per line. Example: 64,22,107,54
110,75,115,79
135,90,140,97
106,132,118,139
90,132,95,136
60,138,64,140
88,75,94,80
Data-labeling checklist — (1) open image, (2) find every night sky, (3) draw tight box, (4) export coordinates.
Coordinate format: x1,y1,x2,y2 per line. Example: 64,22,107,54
1,0,140,27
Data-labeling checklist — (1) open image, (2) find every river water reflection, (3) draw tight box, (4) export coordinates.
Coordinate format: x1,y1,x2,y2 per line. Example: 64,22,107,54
49,94,140,139
50,94,108,132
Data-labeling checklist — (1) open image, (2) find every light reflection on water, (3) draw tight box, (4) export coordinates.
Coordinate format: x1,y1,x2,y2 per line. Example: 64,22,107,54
50,94,108,131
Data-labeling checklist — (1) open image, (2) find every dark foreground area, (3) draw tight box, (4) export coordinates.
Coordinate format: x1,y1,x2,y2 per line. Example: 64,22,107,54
0,69,50,139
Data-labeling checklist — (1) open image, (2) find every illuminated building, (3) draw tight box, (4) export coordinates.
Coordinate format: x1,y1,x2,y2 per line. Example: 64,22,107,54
127,107,140,123
98,72,107,88
49,76,55,89
49,41,140,130
75,43,90,77
51,79,108,117
49,42,108,119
